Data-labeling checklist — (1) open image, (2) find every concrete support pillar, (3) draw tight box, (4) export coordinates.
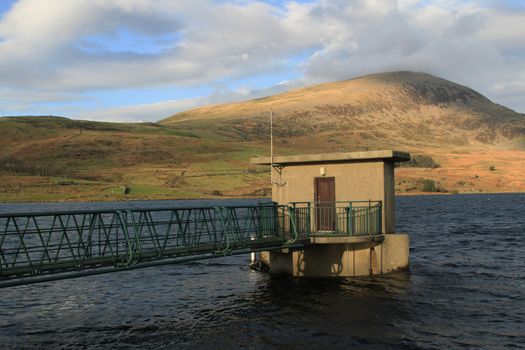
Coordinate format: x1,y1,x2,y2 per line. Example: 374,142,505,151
261,234,409,277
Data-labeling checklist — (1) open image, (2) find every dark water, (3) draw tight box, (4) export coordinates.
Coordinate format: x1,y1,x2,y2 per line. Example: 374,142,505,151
0,194,524,349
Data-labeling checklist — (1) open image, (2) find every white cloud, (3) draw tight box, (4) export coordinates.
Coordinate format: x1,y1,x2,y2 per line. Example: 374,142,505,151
75,98,201,123
0,0,524,120
0,0,313,91
296,0,525,112
73,80,303,122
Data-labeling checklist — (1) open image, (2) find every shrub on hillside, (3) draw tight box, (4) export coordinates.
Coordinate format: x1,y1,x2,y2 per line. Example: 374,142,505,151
419,178,437,192
0,156,72,177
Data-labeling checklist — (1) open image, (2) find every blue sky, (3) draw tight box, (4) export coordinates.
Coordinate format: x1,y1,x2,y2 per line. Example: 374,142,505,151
0,0,524,122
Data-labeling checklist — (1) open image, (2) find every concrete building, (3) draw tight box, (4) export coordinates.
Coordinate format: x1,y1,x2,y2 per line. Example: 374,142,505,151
251,150,411,277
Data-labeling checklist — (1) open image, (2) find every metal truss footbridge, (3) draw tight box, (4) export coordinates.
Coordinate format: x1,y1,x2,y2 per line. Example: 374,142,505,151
0,201,382,288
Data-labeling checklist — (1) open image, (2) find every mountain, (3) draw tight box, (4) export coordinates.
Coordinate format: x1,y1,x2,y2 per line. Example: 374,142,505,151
162,71,525,149
1,72,525,202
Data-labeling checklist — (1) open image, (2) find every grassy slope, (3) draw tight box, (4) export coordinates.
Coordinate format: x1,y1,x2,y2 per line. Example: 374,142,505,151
1,72,525,202
0,116,270,202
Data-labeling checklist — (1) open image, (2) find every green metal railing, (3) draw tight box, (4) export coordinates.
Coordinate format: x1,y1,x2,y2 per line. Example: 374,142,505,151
289,201,382,236
0,203,306,287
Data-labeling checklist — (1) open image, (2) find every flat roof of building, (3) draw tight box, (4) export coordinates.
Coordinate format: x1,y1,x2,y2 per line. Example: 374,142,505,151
251,150,410,165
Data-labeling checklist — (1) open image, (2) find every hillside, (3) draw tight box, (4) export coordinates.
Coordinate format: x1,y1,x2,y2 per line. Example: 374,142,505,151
0,116,270,201
1,71,525,202
162,72,525,149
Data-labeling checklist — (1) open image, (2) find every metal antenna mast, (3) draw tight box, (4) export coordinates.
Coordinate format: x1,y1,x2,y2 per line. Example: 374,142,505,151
270,108,273,187
269,109,286,188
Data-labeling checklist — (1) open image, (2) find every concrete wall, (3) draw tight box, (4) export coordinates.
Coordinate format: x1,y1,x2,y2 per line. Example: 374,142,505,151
383,162,396,233
262,234,409,277
271,160,396,233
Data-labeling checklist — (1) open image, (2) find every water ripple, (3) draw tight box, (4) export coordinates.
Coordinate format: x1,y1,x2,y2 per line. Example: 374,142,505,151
1,194,524,349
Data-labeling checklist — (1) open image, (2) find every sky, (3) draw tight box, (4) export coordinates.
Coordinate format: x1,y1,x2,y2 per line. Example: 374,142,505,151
0,0,524,122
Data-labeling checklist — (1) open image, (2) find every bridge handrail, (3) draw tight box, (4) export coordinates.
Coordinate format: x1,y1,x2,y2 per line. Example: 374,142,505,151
0,203,276,218
289,200,383,236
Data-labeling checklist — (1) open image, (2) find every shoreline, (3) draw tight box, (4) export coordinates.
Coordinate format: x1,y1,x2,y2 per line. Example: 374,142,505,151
0,190,524,205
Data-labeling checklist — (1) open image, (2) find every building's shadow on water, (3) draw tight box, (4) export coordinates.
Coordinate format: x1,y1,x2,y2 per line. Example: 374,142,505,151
260,269,411,299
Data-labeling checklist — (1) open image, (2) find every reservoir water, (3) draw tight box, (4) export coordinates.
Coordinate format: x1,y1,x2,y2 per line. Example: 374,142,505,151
0,194,524,349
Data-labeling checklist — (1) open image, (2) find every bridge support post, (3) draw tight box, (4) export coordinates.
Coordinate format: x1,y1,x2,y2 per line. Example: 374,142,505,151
250,237,256,263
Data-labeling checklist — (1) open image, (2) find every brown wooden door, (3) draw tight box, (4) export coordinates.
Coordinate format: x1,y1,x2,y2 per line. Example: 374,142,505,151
314,177,335,231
